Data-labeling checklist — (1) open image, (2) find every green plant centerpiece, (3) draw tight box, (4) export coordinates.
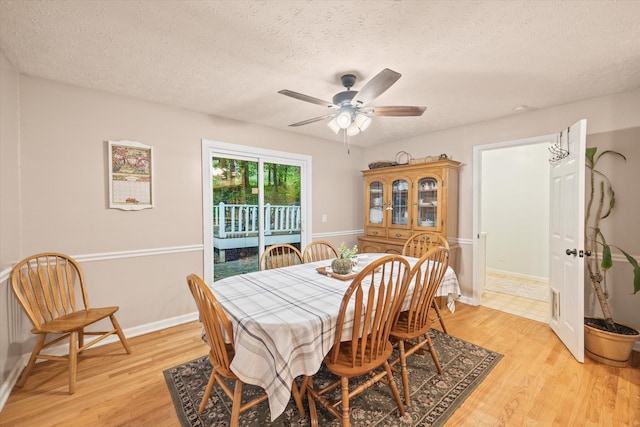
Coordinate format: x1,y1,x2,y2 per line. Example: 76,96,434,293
584,147,639,365
331,243,358,275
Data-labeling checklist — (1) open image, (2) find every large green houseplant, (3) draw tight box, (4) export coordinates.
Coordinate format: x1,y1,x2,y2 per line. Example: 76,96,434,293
584,147,639,365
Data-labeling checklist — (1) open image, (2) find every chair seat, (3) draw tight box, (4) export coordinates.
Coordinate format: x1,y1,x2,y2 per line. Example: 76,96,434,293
389,311,430,341
33,306,119,334
325,339,394,378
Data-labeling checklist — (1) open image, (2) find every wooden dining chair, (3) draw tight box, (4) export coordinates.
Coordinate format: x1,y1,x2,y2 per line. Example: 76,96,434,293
259,243,303,270
302,240,339,263
402,232,450,334
304,255,411,427
402,231,449,257
10,252,131,394
186,274,305,423
390,247,450,406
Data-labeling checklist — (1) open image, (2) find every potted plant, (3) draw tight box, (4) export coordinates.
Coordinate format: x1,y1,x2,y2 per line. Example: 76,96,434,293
331,243,358,275
584,147,640,366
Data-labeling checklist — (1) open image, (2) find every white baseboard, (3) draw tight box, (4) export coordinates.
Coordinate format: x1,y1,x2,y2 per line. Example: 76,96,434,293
0,311,199,411
457,295,475,306
486,268,548,284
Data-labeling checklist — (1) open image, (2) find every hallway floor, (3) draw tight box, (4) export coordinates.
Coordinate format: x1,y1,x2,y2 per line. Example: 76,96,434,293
482,273,550,323
482,289,549,323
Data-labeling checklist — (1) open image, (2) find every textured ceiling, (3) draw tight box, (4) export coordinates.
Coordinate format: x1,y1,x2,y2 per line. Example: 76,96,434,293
1,1,639,147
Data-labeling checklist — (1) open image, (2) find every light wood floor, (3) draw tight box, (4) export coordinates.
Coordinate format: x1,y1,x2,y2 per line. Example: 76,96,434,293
1,303,638,426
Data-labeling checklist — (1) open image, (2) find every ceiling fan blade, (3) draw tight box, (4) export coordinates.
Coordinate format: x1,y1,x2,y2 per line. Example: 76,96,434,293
370,106,427,116
278,89,336,108
288,114,336,127
351,68,401,106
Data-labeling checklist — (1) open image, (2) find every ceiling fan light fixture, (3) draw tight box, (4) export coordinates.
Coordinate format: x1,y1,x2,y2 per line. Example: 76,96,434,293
336,111,352,129
354,113,372,131
346,121,361,136
327,117,340,133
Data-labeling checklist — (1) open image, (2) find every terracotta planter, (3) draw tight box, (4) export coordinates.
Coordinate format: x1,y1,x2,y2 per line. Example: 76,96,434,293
584,320,640,367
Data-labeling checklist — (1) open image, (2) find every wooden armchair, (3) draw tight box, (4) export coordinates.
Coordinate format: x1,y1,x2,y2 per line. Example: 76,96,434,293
304,255,411,427
259,244,303,270
302,240,338,263
390,247,450,406
10,252,131,394
186,274,304,423
402,232,450,334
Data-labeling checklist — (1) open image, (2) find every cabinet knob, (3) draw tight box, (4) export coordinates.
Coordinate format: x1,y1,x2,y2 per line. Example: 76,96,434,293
373,231,378,235
395,233,402,238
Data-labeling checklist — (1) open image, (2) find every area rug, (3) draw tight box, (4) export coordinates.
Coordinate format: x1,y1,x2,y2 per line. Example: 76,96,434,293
164,329,502,427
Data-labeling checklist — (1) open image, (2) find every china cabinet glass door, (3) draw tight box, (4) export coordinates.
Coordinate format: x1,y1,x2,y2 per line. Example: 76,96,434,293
417,177,438,228
368,181,384,225
391,179,409,226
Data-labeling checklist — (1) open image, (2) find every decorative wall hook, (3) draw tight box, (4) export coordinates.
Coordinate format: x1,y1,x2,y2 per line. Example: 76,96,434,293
549,130,570,164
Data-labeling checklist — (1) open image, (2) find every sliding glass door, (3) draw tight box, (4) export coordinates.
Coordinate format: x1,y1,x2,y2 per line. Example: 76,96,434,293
202,140,311,282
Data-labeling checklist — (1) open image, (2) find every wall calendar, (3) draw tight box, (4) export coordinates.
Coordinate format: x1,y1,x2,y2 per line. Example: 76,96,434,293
108,140,154,210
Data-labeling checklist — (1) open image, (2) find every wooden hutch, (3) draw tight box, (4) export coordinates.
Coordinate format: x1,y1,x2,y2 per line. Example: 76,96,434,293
357,159,461,271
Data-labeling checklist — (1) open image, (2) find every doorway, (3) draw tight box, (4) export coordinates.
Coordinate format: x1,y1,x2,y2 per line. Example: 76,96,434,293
473,137,553,322
201,140,312,283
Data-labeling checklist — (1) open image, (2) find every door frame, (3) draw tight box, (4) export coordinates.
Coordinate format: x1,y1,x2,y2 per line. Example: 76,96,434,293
201,139,312,283
472,133,557,304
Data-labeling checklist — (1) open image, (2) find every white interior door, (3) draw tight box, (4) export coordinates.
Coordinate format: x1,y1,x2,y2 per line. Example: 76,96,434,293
549,119,586,363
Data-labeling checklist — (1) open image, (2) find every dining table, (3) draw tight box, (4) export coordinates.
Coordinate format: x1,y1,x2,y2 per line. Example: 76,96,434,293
208,253,461,421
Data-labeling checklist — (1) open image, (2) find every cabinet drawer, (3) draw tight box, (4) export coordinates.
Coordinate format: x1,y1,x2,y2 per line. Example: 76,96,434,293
358,240,384,254
365,227,386,238
387,229,413,241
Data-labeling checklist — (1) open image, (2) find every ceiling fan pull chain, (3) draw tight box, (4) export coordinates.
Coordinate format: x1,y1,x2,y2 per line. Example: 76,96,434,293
343,130,351,154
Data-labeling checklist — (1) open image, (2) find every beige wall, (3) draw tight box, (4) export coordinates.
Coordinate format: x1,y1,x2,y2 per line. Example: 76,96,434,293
0,51,22,392
0,52,20,269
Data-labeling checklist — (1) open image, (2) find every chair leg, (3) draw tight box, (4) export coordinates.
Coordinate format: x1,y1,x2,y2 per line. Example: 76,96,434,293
291,380,305,417
68,331,78,394
198,371,217,414
383,361,406,417
78,329,85,354
432,301,448,334
17,334,47,387
398,340,411,406
305,376,319,427
110,314,132,354
340,376,350,427
425,333,444,375
231,379,243,427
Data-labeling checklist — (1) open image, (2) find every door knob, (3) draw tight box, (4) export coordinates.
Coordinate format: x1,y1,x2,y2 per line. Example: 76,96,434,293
566,248,577,256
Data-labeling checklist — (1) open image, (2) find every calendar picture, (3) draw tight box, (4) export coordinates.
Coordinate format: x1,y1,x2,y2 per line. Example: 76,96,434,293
108,140,154,210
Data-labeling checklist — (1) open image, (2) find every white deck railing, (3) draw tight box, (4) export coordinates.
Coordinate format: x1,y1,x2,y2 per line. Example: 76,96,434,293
214,203,301,238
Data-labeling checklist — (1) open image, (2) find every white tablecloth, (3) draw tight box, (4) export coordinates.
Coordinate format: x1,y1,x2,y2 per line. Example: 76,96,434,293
209,253,461,420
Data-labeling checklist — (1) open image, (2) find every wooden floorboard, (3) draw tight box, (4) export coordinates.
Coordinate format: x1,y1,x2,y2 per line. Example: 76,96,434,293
1,303,638,426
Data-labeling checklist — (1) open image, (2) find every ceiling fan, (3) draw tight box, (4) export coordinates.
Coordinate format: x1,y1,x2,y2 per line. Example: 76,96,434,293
278,68,426,137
